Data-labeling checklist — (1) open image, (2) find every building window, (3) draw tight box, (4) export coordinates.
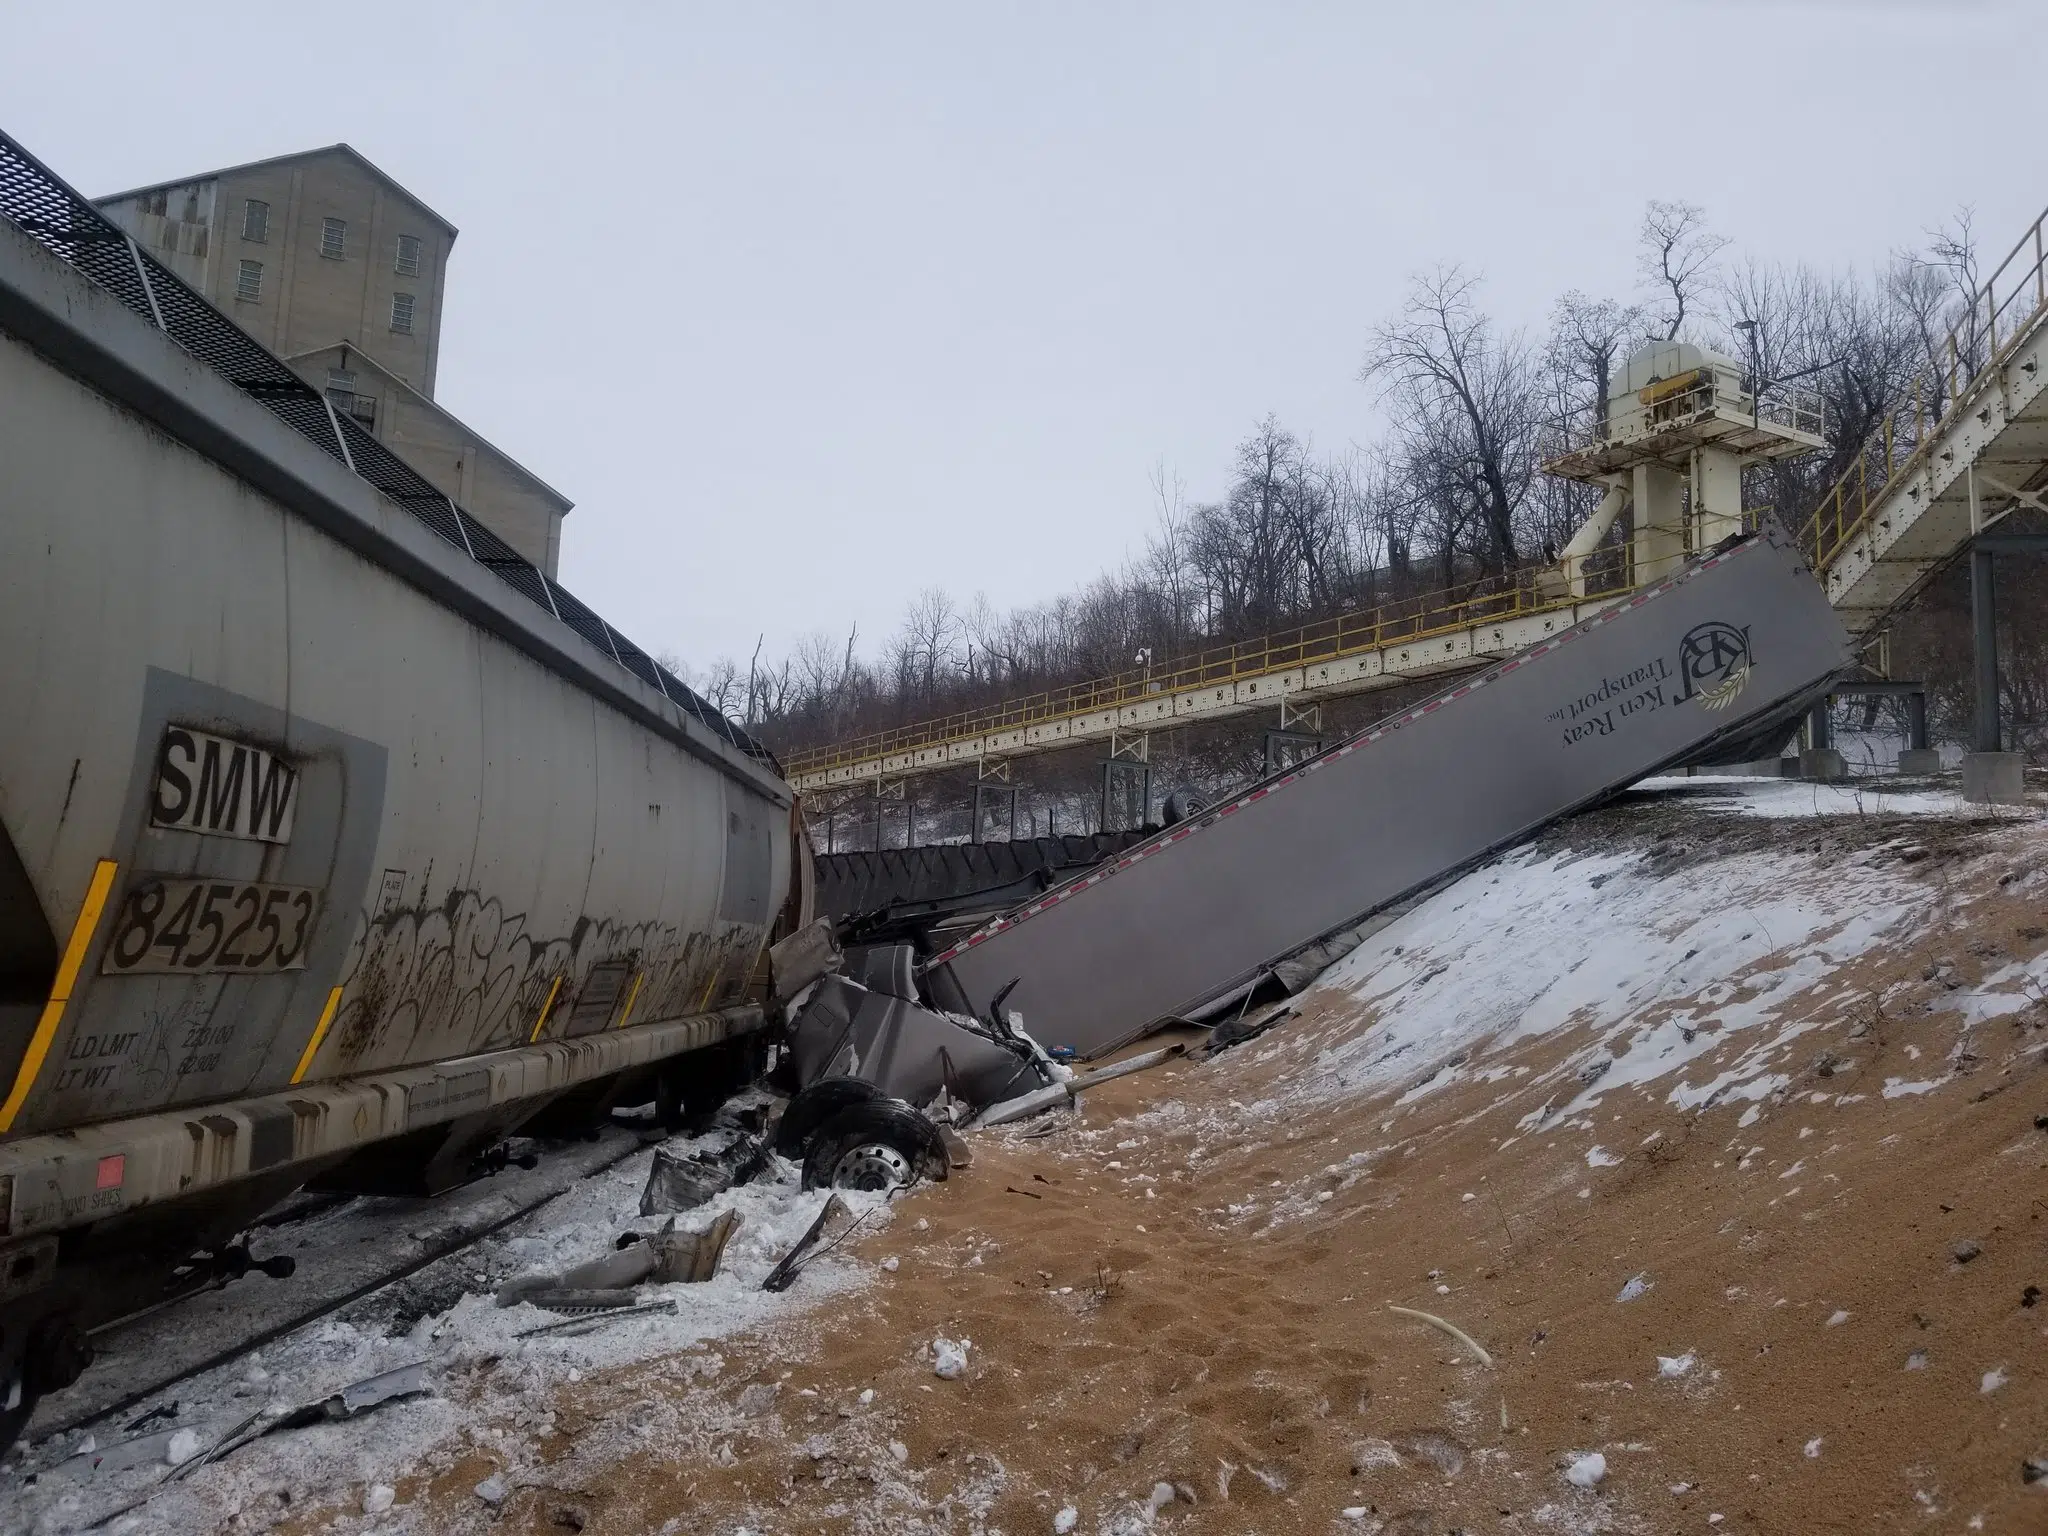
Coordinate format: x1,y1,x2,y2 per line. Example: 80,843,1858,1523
395,233,421,276
325,368,357,393
320,217,346,259
235,259,263,303
242,199,269,243
390,292,416,334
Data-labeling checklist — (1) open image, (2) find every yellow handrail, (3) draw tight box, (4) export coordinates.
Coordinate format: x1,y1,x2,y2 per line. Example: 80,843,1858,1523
1797,204,2048,575
781,542,1641,778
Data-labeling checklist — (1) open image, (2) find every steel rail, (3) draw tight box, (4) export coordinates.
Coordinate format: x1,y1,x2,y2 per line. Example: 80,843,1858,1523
27,1131,655,1443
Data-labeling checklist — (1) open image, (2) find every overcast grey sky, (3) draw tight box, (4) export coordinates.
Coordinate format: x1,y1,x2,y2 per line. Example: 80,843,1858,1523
9,1,2037,674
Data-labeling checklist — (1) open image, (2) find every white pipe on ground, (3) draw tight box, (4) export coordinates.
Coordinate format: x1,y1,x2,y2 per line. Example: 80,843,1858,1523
970,1042,1189,1128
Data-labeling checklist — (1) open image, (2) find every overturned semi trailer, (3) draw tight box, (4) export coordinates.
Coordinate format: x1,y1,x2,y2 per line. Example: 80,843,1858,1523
0,131,800,1441
929,526,1852,1059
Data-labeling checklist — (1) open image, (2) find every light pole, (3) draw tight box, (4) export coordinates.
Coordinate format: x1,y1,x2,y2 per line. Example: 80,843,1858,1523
1733,317,1760,430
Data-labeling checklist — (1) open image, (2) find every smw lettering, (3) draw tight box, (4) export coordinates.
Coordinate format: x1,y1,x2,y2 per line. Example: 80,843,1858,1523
151,727,297,844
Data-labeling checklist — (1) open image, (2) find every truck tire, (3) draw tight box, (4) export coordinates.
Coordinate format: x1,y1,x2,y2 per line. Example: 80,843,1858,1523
799,1100,946,1193
772,1076,884,1158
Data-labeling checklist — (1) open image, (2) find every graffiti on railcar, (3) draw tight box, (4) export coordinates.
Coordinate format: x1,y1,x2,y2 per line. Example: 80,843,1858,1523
322,886,764,1072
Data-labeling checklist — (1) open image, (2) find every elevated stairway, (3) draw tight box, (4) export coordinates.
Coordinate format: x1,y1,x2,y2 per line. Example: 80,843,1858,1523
1802,208,2048,630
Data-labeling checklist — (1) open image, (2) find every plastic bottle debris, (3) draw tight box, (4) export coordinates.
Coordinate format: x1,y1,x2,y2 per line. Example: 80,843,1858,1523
1616,1273,1652,1303
932,1337,969,1379
1565,1451,1607,1488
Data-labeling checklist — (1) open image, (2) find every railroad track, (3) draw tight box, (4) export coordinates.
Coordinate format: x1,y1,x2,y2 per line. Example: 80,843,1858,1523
26,1125,661,1444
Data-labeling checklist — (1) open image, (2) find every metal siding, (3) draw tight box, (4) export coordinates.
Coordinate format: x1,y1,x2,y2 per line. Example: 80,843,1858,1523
0,318,787,1138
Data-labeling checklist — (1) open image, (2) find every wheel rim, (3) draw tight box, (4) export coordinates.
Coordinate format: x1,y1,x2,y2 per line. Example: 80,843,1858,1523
830,1140,913,1191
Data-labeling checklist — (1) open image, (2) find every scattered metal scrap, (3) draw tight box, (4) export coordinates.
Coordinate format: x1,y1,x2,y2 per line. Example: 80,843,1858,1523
268,1360,431,1430
514,1300,681,1340
495,1207,745,1317
640,1132,773,1215
760,1195,873,1294
79,1361,431,1528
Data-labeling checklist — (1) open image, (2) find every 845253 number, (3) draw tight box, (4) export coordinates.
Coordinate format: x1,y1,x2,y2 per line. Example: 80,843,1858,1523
101,878,318,975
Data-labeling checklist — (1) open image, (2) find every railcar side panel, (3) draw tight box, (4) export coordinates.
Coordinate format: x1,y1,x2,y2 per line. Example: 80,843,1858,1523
0,317,787,1137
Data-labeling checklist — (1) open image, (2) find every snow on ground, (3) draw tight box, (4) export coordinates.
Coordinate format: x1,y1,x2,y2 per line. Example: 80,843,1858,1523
0,1109,889,1535
1635,773,1994,819
1248,777,2044,1154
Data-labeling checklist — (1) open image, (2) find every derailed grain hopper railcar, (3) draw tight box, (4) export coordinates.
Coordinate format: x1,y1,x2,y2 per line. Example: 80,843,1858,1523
0,132,803,1439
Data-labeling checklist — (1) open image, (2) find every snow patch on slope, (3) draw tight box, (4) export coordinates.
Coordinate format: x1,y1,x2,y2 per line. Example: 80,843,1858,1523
1286,836,1928,1119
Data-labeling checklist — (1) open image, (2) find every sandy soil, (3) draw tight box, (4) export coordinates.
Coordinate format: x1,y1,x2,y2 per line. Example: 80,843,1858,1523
335,798,2048,1535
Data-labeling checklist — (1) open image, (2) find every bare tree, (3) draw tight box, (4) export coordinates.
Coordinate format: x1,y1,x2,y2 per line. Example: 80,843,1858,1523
1640,200,1727,341
1549,290,1645,436
1362,266,1540,573
697,655,742,716
1904,207,1984,406
1145,460,1196,653
896,587,962,704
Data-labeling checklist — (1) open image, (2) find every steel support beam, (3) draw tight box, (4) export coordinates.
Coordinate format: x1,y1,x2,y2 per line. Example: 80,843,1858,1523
1806,697,1833,751
1972,543,2000,754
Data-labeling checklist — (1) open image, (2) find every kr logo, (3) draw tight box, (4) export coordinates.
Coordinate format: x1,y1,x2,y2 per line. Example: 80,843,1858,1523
1679,621,1752,711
